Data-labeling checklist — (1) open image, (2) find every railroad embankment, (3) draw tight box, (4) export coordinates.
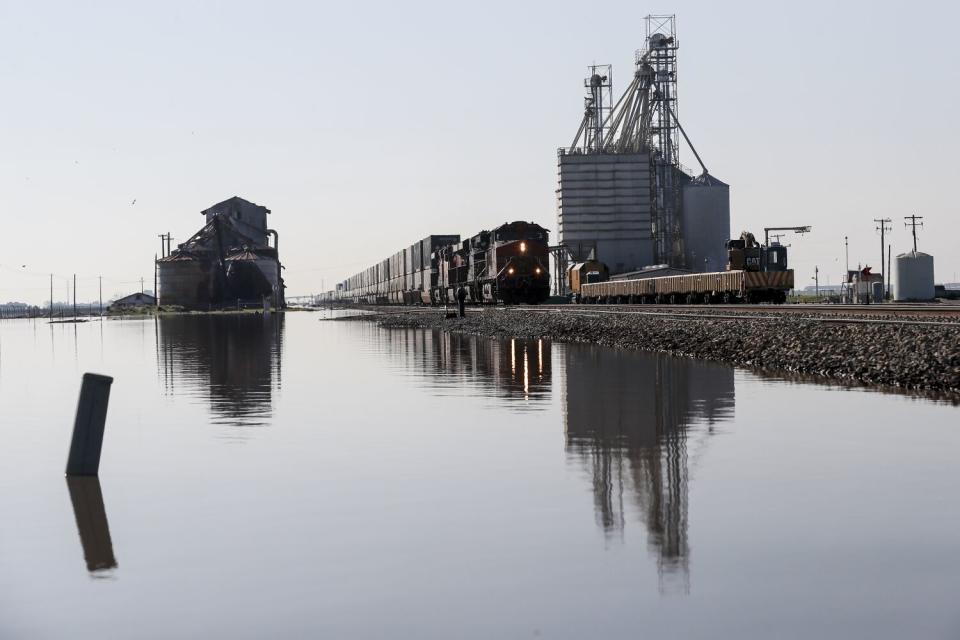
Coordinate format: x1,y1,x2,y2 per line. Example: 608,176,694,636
346,308,960,397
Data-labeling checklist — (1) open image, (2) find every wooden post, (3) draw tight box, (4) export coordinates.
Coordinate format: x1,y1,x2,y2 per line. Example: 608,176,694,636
65,373,114,476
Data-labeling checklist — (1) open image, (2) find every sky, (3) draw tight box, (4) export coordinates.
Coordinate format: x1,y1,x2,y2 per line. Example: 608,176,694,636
1,0,958,304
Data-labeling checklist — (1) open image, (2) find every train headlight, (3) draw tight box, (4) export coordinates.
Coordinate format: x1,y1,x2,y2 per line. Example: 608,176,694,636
508,267,515,275
520,242,526,253
535,267,541,274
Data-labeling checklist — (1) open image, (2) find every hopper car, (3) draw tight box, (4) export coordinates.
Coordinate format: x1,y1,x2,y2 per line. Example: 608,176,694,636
572,231,794,304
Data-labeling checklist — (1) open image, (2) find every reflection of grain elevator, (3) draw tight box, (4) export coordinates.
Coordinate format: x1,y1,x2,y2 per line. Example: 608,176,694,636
563,345,735,592
557,15,730,281
157,196,285,309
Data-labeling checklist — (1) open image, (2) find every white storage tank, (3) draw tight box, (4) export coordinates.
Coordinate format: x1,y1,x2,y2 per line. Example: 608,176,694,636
893,250,935,301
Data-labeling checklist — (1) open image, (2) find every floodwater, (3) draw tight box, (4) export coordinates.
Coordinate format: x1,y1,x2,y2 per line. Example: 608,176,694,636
1,312,958,639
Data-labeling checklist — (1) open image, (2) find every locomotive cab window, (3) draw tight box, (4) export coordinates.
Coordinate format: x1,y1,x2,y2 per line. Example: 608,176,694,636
495,226,547,242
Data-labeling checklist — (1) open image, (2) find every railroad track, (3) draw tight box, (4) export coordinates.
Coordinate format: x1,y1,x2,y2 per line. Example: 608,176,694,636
524,303,960,317
326,302,960,327
497,306,959,327
329,302,960,316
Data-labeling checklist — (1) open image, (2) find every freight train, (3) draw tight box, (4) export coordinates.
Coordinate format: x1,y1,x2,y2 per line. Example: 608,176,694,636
570,231,794,304
334,221,551,305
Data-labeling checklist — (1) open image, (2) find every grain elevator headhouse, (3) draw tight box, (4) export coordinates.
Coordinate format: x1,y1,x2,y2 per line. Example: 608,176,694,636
557,15,729,277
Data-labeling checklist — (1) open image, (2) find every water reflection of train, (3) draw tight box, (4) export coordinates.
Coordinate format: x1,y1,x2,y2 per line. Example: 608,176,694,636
562,345,735,591
156,314,284,429
364,324,551,407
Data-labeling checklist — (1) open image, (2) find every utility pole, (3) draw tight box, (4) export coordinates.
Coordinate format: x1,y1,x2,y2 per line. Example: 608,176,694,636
904,215,923,253
166,232,172,256
49,273,53,319
99,276,102,316
813,265,819,297
873,218,892,303
140,277,145,294
887,243,892,300
73,274,77,319
158,233,167,258
154,253,158,306
843,235,850,300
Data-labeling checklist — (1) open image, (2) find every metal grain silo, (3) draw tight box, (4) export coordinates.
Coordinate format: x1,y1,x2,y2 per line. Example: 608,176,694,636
893,250,935,301
680,173,730,273
557,150,656,274
157,254,213,308
225,250,276,300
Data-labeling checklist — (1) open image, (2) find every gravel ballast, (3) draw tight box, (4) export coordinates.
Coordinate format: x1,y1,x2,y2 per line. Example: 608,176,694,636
342,307,960,398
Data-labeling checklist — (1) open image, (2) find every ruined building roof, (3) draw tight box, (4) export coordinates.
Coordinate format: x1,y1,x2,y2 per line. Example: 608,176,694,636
158,213,270,263
200,196,271,216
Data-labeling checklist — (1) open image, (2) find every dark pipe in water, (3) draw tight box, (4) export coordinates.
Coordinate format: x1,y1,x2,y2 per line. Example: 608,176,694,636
65,373,113,476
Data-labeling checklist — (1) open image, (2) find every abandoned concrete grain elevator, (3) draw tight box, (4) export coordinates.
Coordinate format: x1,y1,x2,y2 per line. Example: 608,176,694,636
156,196,285,309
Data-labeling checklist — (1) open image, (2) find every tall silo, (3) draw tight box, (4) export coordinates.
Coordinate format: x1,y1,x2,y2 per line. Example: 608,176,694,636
557,150,656,273
681,174,730,273
893,250,935,301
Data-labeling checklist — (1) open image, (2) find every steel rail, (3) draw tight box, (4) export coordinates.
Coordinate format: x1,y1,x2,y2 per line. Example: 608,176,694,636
334,304,960,327
499,307,960,328
529,303,960,316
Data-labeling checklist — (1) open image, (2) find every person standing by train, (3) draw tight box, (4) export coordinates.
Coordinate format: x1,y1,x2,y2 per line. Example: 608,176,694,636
456,286,467,318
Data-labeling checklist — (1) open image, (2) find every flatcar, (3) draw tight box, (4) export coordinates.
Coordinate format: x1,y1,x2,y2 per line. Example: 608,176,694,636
574,231,794,304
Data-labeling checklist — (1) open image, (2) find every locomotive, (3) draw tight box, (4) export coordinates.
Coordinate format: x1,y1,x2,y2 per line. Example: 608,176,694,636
571,231,794,304
333,221,551,306
436,221,550,305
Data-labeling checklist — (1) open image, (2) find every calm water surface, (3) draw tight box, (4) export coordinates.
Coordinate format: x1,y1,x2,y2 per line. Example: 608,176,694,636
1,312,958,639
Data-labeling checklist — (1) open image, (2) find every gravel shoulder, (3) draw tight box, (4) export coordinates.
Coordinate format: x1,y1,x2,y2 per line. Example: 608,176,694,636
338,306,960,399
